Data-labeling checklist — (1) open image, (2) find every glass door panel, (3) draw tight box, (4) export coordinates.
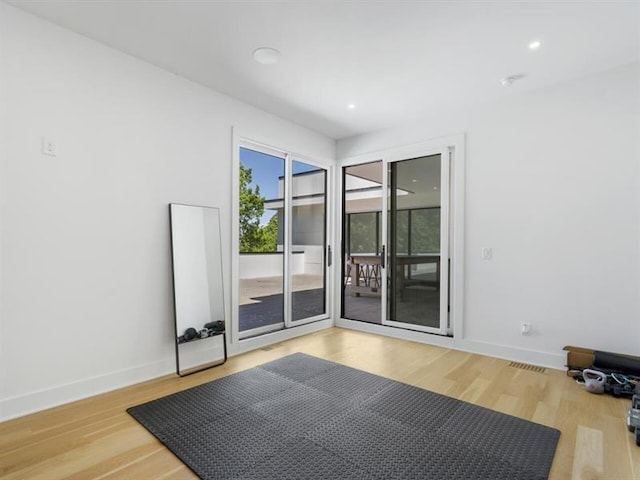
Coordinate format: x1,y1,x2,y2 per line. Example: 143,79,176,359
289,160,328,324
384,153,449,334
238,147,285,338
341,161,384,324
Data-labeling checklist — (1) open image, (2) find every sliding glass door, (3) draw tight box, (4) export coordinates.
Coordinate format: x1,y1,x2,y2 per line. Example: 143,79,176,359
341,161,383,324
384,153,449,334
238,147,285,337
341,152,449,335
290,160,328,325
238,145,329,339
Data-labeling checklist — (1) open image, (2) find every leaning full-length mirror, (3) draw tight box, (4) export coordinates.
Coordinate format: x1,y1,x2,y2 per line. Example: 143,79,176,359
170,204,226,376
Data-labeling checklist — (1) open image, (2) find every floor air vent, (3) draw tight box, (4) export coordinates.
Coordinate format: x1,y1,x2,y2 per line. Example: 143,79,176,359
509,361,546,373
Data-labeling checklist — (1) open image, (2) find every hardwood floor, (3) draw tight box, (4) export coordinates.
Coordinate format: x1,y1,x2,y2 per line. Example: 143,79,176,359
1,327,638,479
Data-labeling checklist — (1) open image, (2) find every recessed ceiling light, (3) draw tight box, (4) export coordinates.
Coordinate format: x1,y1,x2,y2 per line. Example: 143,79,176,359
529,40,541,50
253,47,281,65
433,186,439,190
412,179,418,183
347,104,356,110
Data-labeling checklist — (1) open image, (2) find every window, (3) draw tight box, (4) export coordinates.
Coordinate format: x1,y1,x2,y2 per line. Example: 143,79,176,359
235,142,330,341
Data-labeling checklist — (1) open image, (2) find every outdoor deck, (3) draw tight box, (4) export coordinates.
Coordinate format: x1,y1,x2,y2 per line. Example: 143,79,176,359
239,274,441,331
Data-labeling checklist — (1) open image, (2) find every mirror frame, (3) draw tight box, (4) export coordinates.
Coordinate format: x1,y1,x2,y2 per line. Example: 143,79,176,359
169,203,227,376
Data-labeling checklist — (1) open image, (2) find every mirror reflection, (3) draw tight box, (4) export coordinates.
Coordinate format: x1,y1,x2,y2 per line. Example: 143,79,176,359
170,204,226,376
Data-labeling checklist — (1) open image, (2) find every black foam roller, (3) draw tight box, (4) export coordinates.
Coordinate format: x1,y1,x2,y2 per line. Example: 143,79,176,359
593,351,640,375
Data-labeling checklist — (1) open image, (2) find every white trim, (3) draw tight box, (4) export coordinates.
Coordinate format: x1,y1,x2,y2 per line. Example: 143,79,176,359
461,339,566,371
333,163,342,322
231,319,333,355
325,163,334,323
381,159,388,324
449,138,466,340
381,149,449,335
0,357,174,421
231,127,333,351
231,127,241,345
237,139,287,160
283,153,292,328
337,318,455,347
335,158,385,325
238,322,285,340
233,129,334,169
288,158,332,328
336,133,466,339
0,319,334,422
340,133,463,164
335,320,566,371
439,149,450,334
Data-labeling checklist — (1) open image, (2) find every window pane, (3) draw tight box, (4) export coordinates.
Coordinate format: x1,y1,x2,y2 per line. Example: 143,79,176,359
396,210,409,255
388,155,442,330
349,212,377,254
238,147,285,334
411,209,440,254
291,160,326,321
342,160,383,324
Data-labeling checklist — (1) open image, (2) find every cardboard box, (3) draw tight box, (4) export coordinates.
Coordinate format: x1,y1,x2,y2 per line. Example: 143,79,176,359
563,346,596,370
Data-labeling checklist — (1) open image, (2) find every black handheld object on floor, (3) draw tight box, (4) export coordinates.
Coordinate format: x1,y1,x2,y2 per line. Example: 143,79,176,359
593,351,640,376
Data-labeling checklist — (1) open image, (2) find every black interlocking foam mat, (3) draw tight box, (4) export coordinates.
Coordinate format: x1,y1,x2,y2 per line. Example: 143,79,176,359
127,353,560,480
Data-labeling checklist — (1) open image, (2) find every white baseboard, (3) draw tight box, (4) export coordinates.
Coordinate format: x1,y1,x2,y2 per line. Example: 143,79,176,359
0,358,175,422
2,318,564,421
336,318,566,370
0,319,334,422
459,339,566,370
228,319,333,356
336,318,457,348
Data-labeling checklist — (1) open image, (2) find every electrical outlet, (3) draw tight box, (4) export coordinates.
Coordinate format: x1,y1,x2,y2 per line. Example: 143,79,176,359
521,323,531,335
42,137,56,157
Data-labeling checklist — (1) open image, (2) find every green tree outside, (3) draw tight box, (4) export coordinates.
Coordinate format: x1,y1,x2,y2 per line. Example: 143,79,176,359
260,214,278,252
239,164,279,252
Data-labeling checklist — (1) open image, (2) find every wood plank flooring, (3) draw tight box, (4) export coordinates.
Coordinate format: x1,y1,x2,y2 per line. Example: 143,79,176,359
1,327,638,479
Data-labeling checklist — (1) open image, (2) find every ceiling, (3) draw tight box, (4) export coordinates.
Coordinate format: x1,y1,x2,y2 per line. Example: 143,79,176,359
7,1,640,139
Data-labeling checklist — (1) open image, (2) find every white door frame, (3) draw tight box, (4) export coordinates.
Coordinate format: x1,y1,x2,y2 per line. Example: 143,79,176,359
336,134,465,339
286,154,332,328
382,148,449,335
232,134,332,342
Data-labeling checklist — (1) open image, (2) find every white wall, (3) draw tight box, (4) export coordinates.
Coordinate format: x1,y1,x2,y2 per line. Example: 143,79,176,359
2,3,637,421
0,3,334,420
338,62,640,365
294,245,324,276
